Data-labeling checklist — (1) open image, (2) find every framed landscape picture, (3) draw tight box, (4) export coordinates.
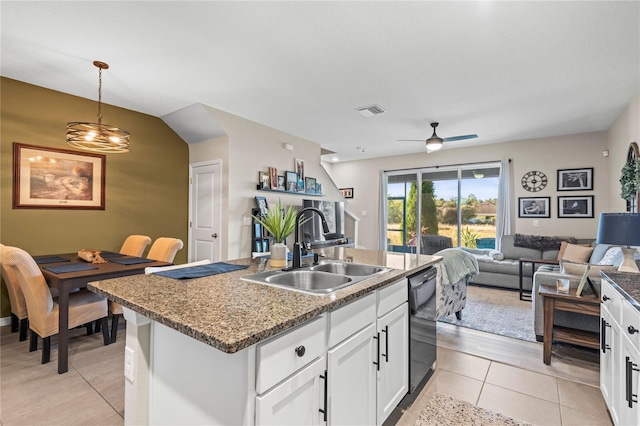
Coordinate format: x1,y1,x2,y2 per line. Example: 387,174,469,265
518,197,550,218
305,177,316,194
558,195,594,218
13,142,105,209
557,167,593,191
285,171,297,192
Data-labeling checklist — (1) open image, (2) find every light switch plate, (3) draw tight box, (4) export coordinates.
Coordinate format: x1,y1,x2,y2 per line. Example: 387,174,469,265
243,216,252,226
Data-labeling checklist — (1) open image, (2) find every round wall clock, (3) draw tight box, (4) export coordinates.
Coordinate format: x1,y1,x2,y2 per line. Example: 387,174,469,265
521,171,547,192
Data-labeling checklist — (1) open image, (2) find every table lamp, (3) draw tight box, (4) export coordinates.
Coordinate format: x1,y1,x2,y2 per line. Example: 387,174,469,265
596,213,640,273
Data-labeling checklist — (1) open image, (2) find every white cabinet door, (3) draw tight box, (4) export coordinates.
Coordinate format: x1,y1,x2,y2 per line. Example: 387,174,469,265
256,357,326,426
377,302,409,425
600,308,620,425
327,323,377,426
621,335,640,426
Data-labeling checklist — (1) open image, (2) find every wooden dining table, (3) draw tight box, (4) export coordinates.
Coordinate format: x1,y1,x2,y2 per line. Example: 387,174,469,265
36,252,171,374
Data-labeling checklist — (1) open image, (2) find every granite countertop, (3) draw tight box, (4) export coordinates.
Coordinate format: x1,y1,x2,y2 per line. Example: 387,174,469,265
601,271,640,311
88,247,441,354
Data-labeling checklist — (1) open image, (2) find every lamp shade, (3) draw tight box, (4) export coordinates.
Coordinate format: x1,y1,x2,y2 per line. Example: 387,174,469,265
596,213,640,246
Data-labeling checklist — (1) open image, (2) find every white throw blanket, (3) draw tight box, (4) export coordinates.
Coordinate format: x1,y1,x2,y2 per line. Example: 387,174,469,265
435,248,479,284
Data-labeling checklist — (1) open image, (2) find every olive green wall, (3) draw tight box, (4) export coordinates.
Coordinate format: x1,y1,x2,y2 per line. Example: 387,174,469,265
1,77,189,318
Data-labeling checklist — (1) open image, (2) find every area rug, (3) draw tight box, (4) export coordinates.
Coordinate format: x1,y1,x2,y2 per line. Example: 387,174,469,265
415,393,530,426
438,284,537,342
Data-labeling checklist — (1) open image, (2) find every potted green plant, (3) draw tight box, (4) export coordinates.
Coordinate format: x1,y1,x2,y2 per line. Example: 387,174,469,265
620,159,640,206
252,199,298,267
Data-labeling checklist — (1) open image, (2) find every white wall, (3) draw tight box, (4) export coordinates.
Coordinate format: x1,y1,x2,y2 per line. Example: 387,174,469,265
329,131,610,250
606,93,640,211
189,106,343,260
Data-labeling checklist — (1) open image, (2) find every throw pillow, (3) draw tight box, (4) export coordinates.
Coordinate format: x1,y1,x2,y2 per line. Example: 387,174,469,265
561,243,594,263
598,246,623,266
561,260,618,278
557,241,592,261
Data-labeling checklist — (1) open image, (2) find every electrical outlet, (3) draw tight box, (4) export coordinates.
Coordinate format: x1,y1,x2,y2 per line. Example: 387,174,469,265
243,216,252,226
124,346,134,382
533,220,539,228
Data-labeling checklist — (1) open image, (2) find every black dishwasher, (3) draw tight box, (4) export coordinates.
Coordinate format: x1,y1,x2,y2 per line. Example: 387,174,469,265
406,266,437,397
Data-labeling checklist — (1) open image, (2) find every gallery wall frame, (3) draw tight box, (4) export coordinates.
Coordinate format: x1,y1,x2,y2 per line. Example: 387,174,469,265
340,187,354,199
13,142,106,209
557,167,593,191
518,197,550,218
558,195,594,218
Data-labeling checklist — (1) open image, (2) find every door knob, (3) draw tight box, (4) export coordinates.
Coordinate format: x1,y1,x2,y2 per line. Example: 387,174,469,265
212,233,218,238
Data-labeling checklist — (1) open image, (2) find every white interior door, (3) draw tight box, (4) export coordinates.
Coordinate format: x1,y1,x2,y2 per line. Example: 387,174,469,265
189,161,221,262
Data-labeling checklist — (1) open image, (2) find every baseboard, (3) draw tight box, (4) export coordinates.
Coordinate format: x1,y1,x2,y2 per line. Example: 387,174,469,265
0,316,11,327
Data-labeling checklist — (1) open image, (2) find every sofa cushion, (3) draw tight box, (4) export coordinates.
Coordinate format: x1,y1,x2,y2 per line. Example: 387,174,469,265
500,235,542,260
596,246,621,265
562,243,594,262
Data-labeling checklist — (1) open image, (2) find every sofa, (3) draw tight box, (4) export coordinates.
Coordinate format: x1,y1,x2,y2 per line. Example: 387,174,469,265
464,234,593,291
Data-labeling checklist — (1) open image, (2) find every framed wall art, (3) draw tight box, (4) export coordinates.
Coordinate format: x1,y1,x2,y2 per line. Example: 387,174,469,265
340,188,354,199
295,158,305,192
277,175,285,191
254,196,268,216
305,177,316,194
258,171,270,189
285,171,298,192
269,167,278,190
13,142,106,209
558,195,594,218
518,197,550,218
557,167,593,191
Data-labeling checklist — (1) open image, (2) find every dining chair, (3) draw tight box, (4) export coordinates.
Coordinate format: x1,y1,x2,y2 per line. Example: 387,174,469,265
1,244,29,341
146,237,184,262
108,237,184,343
3,246,110,364
119,234,152,257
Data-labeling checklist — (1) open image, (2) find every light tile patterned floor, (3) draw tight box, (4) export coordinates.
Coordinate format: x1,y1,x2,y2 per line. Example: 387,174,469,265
1,322,612,425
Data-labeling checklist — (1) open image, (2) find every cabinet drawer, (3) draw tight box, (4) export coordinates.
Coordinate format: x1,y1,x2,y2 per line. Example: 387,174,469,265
256,315,326,394
328,292,376,348
377,279,407,317
622,301,640,352
601,279,624,324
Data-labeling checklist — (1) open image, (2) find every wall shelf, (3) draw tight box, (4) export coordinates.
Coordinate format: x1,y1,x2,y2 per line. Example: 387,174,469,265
256,186,324,197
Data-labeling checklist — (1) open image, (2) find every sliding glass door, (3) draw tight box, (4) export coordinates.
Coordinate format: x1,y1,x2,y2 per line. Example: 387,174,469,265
382,163,500,253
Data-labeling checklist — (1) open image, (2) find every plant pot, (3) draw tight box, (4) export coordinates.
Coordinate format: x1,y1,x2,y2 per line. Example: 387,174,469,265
269,243,288,268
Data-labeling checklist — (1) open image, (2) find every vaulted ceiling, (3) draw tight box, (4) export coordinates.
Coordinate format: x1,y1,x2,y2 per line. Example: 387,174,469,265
2,1,638,162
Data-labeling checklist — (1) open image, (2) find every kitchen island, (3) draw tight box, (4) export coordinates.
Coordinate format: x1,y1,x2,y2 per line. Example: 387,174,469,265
88,247,441,425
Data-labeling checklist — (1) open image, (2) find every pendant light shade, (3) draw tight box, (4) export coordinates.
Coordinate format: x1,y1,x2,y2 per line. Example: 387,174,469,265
66,61,130,153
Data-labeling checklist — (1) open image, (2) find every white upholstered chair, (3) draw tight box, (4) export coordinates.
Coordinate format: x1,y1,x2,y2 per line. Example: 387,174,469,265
119,235,152,257
1,244,29,341
3,246,109,364
109,237,184,343
146,237,184,262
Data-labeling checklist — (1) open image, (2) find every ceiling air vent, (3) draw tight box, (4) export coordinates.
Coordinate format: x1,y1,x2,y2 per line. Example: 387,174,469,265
356,104,387,117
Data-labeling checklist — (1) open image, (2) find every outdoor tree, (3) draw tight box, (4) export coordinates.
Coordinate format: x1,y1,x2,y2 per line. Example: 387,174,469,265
406,181,438,236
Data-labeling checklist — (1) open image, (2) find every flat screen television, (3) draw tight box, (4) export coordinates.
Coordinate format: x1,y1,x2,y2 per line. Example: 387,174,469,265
301,199,345,245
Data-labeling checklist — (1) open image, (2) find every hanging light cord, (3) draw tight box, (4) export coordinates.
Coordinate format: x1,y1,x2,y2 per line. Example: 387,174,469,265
96,64,104,125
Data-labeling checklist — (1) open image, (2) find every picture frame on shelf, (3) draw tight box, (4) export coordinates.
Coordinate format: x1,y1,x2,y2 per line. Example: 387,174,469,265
558,195,594,218
557,167,593,191
340,187,354,199
269,167,278,190
295,158,305,192
277,175,285,191
316,182,322,195
255,196,268,216
305,177,316,194
258,171,270,189
13,142,106,209
285,170,297,192
517,197,550,218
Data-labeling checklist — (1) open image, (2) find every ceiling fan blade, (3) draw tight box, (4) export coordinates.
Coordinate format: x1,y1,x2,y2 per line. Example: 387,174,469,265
442,134,478,142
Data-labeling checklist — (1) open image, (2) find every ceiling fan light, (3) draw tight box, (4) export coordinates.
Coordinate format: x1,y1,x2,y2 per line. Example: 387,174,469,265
473,171,485,179
426,136,443,151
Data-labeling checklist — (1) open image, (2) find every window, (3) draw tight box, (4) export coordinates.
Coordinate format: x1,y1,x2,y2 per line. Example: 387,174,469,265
382,163,501,253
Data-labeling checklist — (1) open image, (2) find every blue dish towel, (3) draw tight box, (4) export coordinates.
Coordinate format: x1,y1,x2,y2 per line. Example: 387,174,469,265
43,263,98,273
110,257,156,265
98,251,124,259
34,256,70,264
154,262,249,280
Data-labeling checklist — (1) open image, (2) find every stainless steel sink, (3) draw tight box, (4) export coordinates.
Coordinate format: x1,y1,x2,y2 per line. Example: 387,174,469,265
241,260,390,295
310,261,387,276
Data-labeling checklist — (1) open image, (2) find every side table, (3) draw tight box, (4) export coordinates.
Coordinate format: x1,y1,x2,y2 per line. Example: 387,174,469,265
538,285,600,365
519,258,560,301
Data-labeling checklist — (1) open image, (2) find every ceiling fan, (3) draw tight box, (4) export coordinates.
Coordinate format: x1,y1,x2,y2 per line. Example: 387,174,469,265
399,122,478,151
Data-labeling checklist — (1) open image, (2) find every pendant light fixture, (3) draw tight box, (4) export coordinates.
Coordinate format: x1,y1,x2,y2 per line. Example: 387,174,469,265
66,61,130,153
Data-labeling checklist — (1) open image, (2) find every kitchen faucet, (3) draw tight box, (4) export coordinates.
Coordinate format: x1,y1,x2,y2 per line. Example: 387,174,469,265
290,207,330,270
